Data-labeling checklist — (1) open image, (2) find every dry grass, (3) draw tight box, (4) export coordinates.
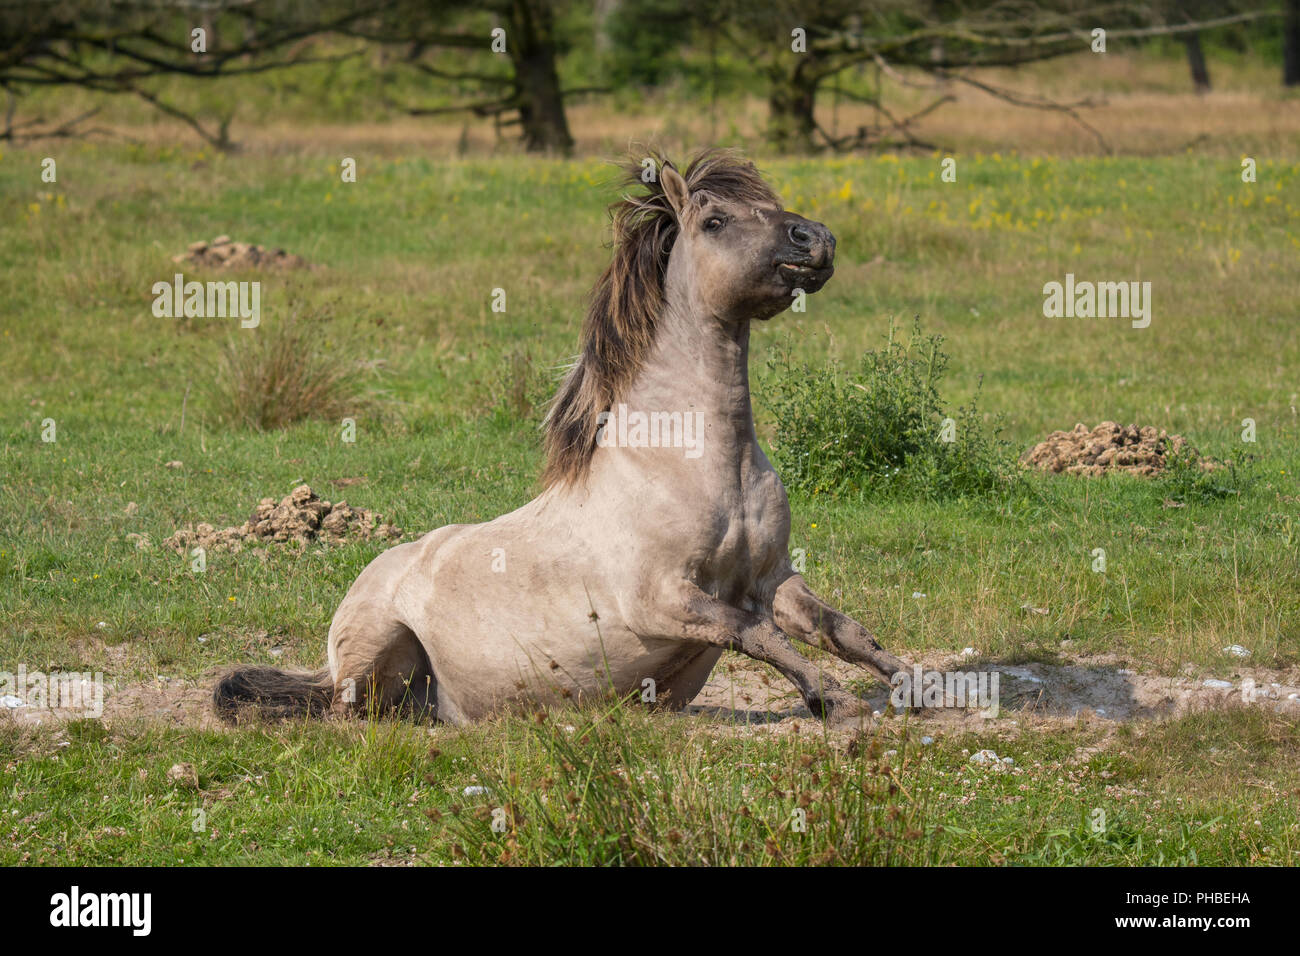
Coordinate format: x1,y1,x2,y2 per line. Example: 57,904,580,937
52,52,1299,159
212,309,376,431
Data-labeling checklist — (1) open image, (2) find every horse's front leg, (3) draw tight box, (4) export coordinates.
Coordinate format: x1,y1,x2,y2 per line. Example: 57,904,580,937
657,580,869,724
773,573,907,684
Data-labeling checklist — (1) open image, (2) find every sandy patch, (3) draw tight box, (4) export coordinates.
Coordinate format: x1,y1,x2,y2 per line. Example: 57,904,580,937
6,650,1293,744
687,651,1300,736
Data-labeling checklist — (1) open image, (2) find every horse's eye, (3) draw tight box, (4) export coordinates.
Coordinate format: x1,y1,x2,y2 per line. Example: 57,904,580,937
704,216,725,233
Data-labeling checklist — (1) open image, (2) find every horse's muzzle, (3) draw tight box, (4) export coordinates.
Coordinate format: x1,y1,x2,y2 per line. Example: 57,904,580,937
774,215,836,289
785,218,836,268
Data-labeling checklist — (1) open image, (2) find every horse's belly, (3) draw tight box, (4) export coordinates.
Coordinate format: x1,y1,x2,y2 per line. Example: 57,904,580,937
426,611,718,718
587,634,722,703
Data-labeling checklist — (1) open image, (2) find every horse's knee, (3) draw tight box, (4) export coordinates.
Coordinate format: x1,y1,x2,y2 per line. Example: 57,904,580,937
772,575,819,638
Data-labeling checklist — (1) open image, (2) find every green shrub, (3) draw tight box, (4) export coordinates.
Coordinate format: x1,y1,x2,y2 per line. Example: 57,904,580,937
1159,445,1260,504
763,318,1019,500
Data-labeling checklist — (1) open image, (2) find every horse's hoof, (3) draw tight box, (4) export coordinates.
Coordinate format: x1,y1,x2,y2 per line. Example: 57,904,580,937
813,695,874,730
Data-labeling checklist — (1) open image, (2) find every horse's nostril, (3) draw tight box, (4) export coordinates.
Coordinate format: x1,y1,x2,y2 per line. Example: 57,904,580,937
789,223,814,247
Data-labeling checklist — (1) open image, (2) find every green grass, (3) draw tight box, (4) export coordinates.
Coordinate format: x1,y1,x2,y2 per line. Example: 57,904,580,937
1,143,1298,864
3,703,1295,865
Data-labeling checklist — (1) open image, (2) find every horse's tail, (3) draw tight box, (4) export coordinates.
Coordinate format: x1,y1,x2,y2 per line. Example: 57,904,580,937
212,666,334,722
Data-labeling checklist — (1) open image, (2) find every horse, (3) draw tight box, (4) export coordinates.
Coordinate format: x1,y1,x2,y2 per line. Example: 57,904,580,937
214,149,907,726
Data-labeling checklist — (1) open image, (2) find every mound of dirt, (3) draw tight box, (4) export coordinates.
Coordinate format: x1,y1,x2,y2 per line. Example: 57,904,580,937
165,484,400,554
172,235,312,270
1021,422,1207,477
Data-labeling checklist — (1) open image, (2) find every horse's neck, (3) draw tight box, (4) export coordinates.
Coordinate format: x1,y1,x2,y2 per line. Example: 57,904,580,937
623,301,757,454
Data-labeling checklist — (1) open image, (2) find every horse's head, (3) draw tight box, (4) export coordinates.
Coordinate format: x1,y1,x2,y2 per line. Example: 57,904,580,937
659,156,835,323
542,149,835,487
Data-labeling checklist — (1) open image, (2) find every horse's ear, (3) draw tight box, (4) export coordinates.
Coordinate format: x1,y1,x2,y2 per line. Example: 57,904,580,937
660,163,690,220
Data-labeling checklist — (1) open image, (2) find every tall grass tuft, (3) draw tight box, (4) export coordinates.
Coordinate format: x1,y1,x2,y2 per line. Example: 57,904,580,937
211,310,377,431
487,346,558,430
432,698,937,866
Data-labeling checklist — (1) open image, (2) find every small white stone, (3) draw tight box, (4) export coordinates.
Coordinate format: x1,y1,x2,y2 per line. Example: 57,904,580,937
970,749,999,765
960,647,977,659
1222,644,1251,658
1203,679,1234,690
462,785,489,797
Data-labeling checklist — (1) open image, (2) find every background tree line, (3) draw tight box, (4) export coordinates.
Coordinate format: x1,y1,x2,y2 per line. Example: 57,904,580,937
2,0,1297,152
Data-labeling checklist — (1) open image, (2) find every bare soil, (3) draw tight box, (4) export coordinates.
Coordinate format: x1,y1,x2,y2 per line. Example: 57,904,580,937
688,651,1300,736
6,652,1297,746
1021,421,1211,476
163,484,401,555
173,235,313,271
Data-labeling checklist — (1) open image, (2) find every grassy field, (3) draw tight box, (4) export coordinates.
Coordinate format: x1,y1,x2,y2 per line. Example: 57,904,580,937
4,703,1298,865
2,62,1299,864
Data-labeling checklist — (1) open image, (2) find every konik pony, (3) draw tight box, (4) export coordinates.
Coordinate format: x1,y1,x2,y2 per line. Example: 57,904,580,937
215,150,906,725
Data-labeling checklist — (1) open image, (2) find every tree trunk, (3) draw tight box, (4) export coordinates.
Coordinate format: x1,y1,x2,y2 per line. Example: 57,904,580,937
508,0,574,154
1183,31,1211,93
1285,0,1300,86
765,58,821,153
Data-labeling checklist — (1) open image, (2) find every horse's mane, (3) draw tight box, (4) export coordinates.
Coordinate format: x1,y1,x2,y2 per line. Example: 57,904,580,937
541,149,779,489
